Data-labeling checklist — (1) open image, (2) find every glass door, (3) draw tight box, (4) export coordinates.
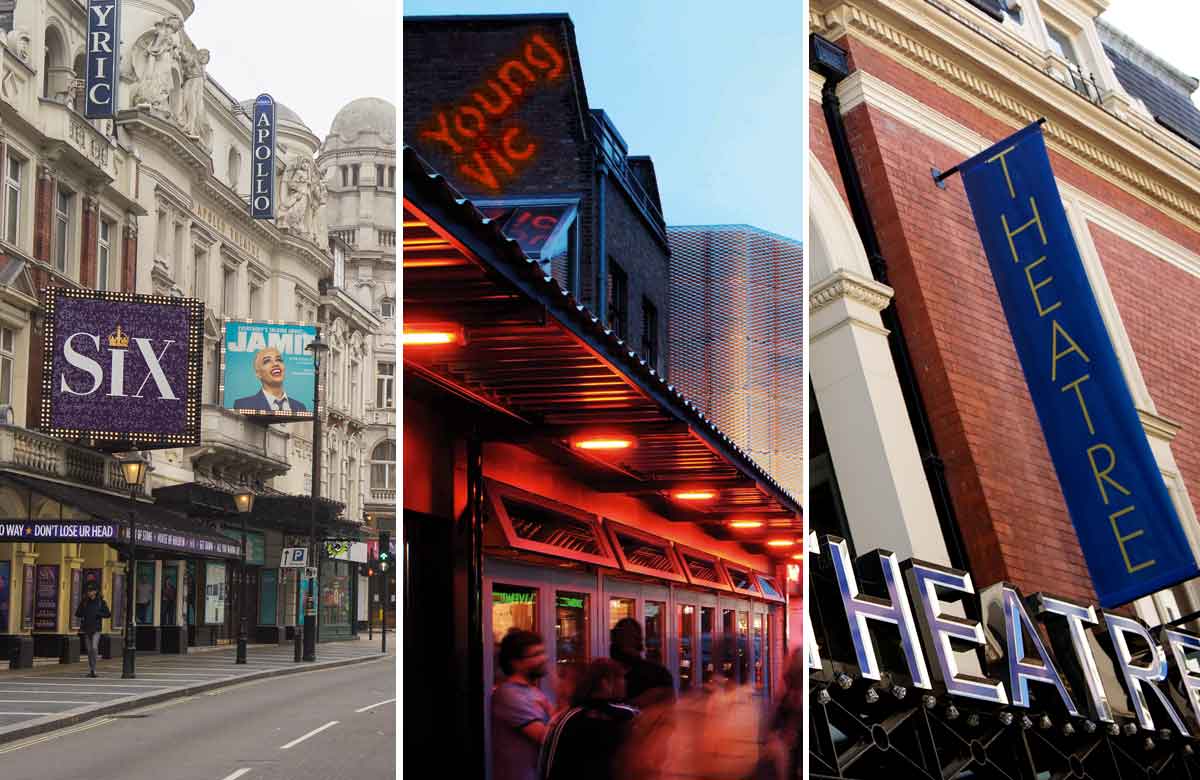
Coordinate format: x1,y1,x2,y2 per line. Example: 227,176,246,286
555,590,589,677
677,602,696,692
644,600,666,666
491,583,537,684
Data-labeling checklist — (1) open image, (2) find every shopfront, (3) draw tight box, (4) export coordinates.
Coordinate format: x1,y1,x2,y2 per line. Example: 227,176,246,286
402,150,803,779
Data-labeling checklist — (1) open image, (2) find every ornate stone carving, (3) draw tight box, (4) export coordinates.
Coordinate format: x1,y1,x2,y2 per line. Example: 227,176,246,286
810,269,893,314
126,16,184,115
179,47,209,138
277,152,328,245
3,29,30,64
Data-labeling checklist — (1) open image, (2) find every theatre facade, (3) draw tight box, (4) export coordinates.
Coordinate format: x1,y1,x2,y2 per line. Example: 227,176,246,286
809,0,1200,777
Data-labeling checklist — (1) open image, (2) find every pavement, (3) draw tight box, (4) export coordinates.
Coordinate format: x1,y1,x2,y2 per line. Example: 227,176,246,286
0,635,391,747
0,650,396,780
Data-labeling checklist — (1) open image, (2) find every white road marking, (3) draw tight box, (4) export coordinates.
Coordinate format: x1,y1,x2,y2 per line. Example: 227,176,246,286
279,720,339,750
354,697,395,713
219,769,252,780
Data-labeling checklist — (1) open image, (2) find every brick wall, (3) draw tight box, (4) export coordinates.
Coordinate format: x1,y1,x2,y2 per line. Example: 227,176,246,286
824,34,1200,604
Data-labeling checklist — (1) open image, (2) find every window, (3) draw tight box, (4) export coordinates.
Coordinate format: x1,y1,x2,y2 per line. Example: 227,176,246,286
1046,25,1078,65
555,592,589,675
227,148,241,191
156,210,169,256
609,597,635,630
350,359,359,417
645,601,665,666
222,266,237,315
380,298,394,319
679,604,696,690
4,156,21,245
340,166,348,187
0,325,13,406
607,259,628,340
53,187,73,273
193,248,207,299
371,440,396,491
376,361,394,408
249,279,263,319
173,223,184,280
387,167,395,188
642,297,658,366
351,164,360,186
1046,24,1097,100
376,164,385,187
492,584,537,684
97,219,113,291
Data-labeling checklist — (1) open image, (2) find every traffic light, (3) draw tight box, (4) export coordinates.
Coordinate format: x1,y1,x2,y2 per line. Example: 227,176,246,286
378,531,390,572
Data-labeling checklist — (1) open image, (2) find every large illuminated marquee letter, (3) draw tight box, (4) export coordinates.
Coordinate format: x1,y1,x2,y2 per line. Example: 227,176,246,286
806,530,823,672
1104,612,1189,735
907,562,1006,704
985,584,1078,714
1036,594,1113,723
825,536,931,689
1163,627,1200,729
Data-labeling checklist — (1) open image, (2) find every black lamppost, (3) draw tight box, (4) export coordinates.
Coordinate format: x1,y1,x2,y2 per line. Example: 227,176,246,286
303,333,328,663
233,487,255,664
118,452,150,680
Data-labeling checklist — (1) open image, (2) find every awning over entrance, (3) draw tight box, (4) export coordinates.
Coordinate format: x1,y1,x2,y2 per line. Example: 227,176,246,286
0,472,242,558
403,146,802,557
153,478,365,543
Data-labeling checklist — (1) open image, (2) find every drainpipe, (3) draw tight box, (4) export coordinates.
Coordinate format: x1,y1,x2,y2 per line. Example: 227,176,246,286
810,34,972,575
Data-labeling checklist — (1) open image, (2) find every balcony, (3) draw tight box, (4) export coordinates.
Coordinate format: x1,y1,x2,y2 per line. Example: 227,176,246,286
331,228,357,246
368,488,395,505
191,406,291,477
0,425,143,497
378,230,396,248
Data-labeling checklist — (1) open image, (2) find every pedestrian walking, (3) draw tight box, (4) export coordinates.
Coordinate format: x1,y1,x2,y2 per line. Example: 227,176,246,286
539,657,639,780
75,582,110,678
610,617,675,708
492,629,553,780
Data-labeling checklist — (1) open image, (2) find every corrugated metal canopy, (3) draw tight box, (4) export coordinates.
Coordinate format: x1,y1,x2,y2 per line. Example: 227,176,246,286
403,147,802,559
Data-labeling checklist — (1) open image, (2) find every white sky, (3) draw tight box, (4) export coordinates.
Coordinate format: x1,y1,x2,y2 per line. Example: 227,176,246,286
185,0,398,140
1101,1,1200,107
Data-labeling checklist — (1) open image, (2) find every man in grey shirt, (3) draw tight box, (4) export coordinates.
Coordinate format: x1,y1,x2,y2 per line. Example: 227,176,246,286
492,629,552,780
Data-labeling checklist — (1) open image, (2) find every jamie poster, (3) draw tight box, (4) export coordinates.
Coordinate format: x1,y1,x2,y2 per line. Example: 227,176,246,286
40,288,203,449
21,564,32,630
221,321,317,419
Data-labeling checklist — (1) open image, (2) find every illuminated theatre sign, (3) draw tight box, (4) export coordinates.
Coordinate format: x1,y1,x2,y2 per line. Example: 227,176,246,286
955,121,1200,608
419,32,566,192
808,535,1200,738
39,288,203,449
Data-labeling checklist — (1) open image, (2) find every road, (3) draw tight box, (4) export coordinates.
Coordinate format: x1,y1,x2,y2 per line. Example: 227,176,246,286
0,652,396,780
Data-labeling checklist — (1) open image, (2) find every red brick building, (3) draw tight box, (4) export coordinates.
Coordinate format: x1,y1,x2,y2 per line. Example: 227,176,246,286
809,0,1200,775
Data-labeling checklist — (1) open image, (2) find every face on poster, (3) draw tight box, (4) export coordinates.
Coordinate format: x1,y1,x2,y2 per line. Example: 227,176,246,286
222,322,317,418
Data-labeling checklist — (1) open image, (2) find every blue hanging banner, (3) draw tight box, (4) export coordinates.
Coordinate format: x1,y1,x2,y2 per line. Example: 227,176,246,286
958,122,1199,608
250,94,276,219
84,0,120,118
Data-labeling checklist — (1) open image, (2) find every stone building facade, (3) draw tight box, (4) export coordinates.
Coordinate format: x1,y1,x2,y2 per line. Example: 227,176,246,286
0,0,394,658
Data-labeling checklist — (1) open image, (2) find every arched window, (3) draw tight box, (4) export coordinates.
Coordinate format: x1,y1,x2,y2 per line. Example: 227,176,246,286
72,53,85,113
371,440,395,492
43,26,68,99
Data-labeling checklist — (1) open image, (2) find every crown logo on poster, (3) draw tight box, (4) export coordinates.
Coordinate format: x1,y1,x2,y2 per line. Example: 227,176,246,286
108,325,129,348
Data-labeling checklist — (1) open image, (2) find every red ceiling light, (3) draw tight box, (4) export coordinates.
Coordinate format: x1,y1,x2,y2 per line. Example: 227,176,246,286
403,324,464,346
792,553,804,560
672,490,717,502
571,435,635,451
766,539,796,548
728,520,764,529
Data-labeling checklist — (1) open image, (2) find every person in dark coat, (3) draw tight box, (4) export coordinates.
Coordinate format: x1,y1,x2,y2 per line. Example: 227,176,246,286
539,658,639,780
610,618,675,707
75,582,111,678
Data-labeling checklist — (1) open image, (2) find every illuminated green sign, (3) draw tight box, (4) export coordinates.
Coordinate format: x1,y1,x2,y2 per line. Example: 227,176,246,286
493,590,535,605
556,595,584,610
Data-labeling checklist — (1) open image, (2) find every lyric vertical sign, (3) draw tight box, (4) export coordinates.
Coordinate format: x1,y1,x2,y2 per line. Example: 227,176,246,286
250,94,276,219
957,122,1200,607
84,0,120,118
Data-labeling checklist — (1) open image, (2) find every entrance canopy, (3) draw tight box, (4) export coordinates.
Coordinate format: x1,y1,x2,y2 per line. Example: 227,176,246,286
403,147,802,558
0,472,242,558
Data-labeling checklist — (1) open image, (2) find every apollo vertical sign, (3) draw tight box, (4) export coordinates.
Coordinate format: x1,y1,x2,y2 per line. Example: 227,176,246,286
250,94,276,219
84,0,120,118
957,122,1199,607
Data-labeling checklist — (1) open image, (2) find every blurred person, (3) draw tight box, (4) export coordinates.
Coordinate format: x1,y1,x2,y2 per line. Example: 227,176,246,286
539,658,638,780
553,661,583,716
493,629,553,780
611,617,675,707
758,649,805,780
75,582,110,678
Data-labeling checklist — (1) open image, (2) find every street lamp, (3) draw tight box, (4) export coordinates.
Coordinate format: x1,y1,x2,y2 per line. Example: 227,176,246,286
302,332,329,663
118,452,150,680
233,487,255,664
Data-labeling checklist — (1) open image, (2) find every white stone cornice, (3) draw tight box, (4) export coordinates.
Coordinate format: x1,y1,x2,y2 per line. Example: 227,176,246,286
810,268,893,314
1139,409,1183,443
834,66,1200,283
814,0,1200,237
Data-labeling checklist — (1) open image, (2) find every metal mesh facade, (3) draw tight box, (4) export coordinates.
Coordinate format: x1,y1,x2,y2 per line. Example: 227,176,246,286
667,225,804,498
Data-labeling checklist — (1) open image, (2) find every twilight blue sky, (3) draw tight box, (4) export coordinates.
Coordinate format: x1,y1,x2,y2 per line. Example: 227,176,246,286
402,1,805,241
